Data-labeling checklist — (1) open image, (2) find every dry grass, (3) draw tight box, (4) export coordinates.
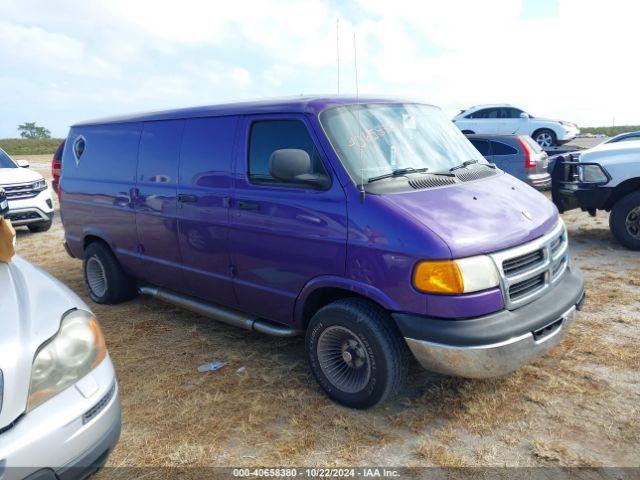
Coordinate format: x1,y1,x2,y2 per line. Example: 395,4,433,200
12,157,640,470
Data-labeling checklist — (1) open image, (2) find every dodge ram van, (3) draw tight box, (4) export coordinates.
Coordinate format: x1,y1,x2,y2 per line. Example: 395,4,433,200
60,97,585,408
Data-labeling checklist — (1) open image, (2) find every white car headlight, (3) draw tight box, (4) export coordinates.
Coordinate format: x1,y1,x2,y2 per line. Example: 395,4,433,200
578,164,609,184
413,255,500,294
32,179,47,191
27,310,107,412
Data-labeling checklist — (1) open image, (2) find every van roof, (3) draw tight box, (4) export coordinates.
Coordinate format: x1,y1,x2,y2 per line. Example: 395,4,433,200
72,95,432,127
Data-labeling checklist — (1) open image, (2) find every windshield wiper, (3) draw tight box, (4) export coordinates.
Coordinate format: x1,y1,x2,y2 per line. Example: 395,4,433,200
367,167,429,184
449,159,480,172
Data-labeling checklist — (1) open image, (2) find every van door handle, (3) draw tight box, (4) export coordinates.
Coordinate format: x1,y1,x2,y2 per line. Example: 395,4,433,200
237,201,260,211
178,194,198,203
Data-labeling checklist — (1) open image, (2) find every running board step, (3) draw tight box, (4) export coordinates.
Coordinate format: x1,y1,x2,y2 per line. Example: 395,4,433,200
138,285,302,337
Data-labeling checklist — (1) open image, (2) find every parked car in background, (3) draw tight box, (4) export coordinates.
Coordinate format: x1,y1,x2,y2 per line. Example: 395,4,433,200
52,139,65,196
552,140,640,250
603,130,640,144
0,147,54,231
453,104,580,147
466,134,550,190
0,194,121,479
61,97,584,409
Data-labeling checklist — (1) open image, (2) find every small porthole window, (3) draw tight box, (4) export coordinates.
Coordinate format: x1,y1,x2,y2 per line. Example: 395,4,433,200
73,136,86,163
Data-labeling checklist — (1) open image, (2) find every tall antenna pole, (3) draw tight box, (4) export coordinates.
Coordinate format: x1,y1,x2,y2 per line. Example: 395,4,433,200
336,18,340,95
354,33,365,201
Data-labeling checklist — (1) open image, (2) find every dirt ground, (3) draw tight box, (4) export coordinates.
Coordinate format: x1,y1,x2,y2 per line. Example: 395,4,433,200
13,155,640,469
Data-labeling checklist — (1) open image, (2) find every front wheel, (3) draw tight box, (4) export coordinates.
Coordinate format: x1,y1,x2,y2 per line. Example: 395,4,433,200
609,191,640,250
306,298,409,409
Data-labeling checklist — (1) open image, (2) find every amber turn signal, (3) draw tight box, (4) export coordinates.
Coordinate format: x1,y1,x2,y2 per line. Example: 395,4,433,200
413,260,464,294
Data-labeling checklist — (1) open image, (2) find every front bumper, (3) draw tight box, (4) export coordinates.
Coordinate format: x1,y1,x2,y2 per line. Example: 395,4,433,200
0,356,121,480
5,190,54,226
557,127,579,143
550,158,613,213
394,267,584,378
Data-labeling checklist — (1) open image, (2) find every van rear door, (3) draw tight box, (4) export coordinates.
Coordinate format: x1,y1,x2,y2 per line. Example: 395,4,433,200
229,114,347,325
135,120,185,290
176,116,239,306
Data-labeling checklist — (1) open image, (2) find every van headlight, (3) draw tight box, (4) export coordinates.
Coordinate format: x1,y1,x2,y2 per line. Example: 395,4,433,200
413,256,500,294
27,310,107,412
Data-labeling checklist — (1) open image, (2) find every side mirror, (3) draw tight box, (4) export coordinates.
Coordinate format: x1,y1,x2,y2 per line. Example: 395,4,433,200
519,112,530,120
16,159,30,168
269,149,330,189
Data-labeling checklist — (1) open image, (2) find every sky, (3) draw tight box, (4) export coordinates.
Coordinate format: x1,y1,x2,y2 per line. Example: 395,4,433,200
0,0,638,137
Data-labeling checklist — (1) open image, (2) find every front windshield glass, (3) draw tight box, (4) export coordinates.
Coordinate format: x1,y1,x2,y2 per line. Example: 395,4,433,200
0,148,17,168
319,103,486,185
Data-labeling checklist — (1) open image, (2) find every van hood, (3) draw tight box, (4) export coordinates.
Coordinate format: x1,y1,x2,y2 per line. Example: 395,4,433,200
0,256,87,428
383,173,559,258
0,167,43,185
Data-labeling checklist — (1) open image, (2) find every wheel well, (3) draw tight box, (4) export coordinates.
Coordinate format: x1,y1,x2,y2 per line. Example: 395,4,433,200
301,287,378,329
604,178,640,210
83,235,110,253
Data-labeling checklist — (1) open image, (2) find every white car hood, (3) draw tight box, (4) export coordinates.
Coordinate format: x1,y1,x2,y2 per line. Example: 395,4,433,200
0,167,43,185
0,256,88,428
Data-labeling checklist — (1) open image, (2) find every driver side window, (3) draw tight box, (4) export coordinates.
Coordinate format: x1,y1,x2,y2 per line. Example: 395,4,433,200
248,120,327,187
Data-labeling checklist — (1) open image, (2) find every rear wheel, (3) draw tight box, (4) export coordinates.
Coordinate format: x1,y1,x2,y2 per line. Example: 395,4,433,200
306,298,409,409
83,241,137,304
609,191,640,250
533,129,557,148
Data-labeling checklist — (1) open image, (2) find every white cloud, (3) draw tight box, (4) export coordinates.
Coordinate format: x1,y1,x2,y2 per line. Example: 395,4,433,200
0,0,638,136
231,67,251,88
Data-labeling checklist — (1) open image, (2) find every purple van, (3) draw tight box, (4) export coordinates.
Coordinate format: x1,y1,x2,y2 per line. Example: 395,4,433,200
60,97,585,408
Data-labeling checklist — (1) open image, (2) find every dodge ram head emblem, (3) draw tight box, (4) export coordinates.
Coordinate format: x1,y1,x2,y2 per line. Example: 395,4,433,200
522,209,533,220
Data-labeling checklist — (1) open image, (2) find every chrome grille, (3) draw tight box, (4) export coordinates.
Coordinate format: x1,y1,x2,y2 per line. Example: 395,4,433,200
490,221,568,309
503,250,544,276
1,182,39,200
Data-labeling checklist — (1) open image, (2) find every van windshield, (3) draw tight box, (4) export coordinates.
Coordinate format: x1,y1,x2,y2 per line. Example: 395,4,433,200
0,149,17,169
320,103,486,185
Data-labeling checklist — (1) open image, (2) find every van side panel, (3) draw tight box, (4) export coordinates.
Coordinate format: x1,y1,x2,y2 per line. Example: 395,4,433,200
177,116,238,306
135,120,185,290
61,123,142,273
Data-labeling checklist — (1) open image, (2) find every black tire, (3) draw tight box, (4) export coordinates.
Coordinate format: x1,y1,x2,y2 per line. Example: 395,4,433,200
83,241,137,304
609,191,640,250
28,219,52,232
533,129,557,148
305,298,409,409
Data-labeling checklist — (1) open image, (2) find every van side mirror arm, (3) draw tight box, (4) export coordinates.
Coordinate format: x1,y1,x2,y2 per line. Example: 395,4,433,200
295,173,331,189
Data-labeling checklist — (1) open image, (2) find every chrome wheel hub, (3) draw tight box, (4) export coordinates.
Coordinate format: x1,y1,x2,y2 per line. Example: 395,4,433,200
625,206,640,239
317,326,371,394
86,256,108,297
536,132,553,147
